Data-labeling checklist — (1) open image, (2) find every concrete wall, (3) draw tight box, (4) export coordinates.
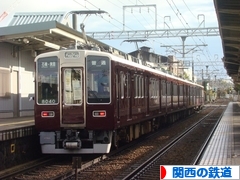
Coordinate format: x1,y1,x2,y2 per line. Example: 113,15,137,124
0,42,35,118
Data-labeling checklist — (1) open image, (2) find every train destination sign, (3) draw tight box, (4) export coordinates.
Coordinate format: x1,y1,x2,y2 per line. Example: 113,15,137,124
40,61,57,68
65,51,80,59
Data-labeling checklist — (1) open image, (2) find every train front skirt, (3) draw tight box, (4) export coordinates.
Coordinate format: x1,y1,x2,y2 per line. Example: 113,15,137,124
39,131,113,154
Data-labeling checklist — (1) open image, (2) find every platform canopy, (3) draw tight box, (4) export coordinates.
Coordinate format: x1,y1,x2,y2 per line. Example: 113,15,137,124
214,0,240,84
0,11,113,53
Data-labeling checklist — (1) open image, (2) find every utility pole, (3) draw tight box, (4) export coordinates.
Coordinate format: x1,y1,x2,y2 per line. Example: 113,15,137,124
181,36,187,58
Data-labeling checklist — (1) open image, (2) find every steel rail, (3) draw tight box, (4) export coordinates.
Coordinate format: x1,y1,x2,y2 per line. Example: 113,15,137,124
121,105,224,180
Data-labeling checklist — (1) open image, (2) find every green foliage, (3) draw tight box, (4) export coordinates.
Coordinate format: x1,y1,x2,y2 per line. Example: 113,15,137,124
234,84,240,92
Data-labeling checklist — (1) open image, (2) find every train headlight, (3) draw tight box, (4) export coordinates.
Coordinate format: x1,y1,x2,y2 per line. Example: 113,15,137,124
41,111,55,117
92,110,106,117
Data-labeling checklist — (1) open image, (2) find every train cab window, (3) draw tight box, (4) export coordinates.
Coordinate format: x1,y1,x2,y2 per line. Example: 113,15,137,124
86,56,110,103
36,56,58,104
63,68,82,105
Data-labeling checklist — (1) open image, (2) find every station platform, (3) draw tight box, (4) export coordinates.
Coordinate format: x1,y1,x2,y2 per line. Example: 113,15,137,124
0,116,34,131
199,102,240,165
0,116,35,141
0,116,40,170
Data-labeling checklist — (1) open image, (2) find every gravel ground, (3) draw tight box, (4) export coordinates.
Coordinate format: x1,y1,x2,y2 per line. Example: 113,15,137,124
74,100,229,180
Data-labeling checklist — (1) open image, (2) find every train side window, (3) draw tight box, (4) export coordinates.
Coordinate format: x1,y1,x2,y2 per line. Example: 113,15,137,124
161,80,166,96
134,74,139,98
156,80,159,98
145,76,148,98
116,73,118,99
179,85,183,96
167,82,171,96
150,78,157,98
173,83,178,96
134,74,144,98
140,76,144,98
120,71,125,99
149,78,153,98
139,75,143,98
126,72,130,98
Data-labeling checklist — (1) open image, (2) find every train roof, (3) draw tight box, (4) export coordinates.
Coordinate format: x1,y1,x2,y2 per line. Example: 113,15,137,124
84,50,204,88
35,49,203,88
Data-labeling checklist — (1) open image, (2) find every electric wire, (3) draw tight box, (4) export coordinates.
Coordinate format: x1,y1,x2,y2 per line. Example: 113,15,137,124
73,0,130,31
128,0,177,48
180,0,218,70
73,0,224,78
182,0,196,18
128,0,156,29
166,0,218,71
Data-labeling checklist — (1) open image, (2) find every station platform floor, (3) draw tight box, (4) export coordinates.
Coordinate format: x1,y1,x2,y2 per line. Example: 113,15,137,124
0,116,35,141
0,116,34,131
199,102,240,165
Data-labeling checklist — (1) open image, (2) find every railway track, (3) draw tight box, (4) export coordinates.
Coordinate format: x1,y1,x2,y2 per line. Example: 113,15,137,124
0,128,159,180
119,103,226,180
1,100,228,180
0,154,108,180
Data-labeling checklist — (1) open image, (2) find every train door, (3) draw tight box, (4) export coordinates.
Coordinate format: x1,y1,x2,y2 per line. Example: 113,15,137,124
184,85,186,106
115,70,120,123
177,83,180,108
61,67,85,125
145,76,149,116
159,78,162,113
170,81,173,110
126,72,132,120
166,81,170,111
186,85,190,106
119,71,125,121
161,79,166,112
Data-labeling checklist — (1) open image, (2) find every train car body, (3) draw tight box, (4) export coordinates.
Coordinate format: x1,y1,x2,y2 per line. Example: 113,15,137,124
34,49,204,154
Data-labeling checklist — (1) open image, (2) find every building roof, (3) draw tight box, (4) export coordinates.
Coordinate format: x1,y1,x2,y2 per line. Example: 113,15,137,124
214,0,240,84
8,12,66,26
0,21,88,51
0,11,126,56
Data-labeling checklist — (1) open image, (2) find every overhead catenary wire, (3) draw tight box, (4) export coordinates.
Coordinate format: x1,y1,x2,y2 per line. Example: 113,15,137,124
73,0,130,31
127,0,156,29
72,0,224,76
165,0,219,71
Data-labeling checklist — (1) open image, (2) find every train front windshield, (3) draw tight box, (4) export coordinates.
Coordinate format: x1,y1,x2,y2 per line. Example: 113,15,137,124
86,55,110,103
37,56,58,104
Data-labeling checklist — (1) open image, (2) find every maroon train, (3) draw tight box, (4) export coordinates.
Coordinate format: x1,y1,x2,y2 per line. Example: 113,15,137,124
34,49,204,154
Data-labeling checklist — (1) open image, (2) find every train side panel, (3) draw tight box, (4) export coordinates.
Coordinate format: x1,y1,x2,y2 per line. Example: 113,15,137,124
34,49,204,154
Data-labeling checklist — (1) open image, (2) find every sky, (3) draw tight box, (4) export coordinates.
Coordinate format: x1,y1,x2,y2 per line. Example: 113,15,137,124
0,0,230,80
